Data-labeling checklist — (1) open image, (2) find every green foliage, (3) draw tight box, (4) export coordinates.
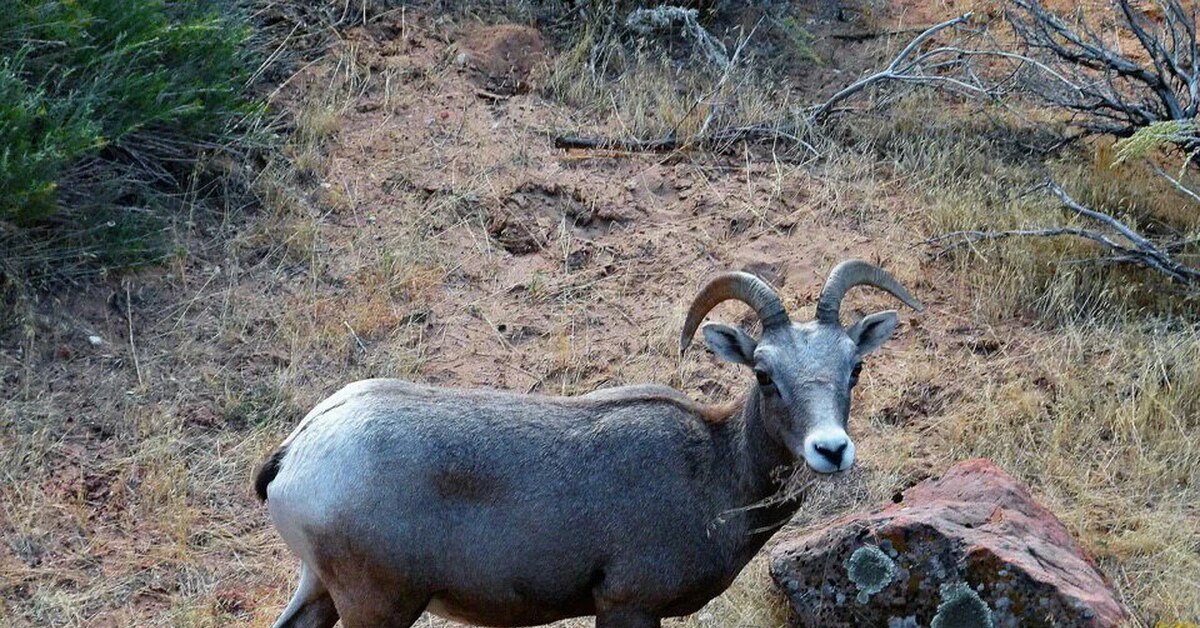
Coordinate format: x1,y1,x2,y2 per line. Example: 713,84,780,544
775,15,821,66
0,0,253,225
1114,120,1200,170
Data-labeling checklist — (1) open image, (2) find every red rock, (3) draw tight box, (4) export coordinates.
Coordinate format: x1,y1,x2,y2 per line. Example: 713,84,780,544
770,459,1128,627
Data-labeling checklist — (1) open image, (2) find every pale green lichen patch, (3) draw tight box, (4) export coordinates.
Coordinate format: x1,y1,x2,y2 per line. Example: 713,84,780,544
931,582,994,628
845,544,897,600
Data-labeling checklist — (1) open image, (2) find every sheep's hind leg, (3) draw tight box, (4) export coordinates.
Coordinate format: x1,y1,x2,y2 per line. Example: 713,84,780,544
595,609,662,628
334,589,428,628
272,562,339,628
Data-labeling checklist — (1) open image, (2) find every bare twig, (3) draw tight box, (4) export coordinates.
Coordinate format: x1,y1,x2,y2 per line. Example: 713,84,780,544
557,0,1200,160
831,25,941,42
1044,182,1180,264
553,135,680,151
125,283,144,387
802,0,1197,149
552,19,822,158
929,181,1200,285
552,122,819,157
810,13,977,121
927,226,1137,253
1153,164,1200,205
343,320,367,354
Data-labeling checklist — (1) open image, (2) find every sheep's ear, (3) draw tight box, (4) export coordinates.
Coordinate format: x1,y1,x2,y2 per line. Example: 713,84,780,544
847,311,898,358
701,323,757,366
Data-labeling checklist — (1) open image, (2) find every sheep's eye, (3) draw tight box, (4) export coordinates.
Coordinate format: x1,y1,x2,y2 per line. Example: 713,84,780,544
849,362,863,388
755,370,773,387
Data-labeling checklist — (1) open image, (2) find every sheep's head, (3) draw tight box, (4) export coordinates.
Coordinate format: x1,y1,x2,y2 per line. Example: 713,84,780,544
680,260,923,474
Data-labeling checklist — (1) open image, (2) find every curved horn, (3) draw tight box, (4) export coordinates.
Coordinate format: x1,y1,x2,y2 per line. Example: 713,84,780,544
679,272,789,354
815,260,924,326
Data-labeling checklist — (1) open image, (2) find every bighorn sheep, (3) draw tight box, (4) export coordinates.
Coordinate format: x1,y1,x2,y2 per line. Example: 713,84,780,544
255,260,922,628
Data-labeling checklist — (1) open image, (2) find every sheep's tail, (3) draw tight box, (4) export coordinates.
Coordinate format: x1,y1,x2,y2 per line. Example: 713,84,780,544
254,445,288,502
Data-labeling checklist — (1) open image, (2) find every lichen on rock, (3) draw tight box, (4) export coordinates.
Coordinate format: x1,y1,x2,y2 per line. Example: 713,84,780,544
845,544,897,600
931,582,994,628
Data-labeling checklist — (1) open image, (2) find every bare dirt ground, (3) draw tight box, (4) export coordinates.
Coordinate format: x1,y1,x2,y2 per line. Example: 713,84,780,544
2,2,1197,626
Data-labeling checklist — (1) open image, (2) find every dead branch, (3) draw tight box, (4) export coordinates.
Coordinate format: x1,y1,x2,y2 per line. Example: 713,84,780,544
927,227,1143,257
551,14,823,159
554,0,1200,159
810,13,979,121
805,0,1200,149
553,135,681,151
550,15,983,156
929,181,1200,285
1005,0,1200,145
831,25,941,42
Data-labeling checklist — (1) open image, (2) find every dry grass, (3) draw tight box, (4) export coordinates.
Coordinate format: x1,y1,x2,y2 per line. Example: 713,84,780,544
542,11,826,160
954,327,1200,618
859,99,1200,621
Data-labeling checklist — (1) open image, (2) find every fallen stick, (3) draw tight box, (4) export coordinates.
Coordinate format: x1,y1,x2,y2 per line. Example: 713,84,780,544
553,135,683,151
552,124,820,157
831,25,946,42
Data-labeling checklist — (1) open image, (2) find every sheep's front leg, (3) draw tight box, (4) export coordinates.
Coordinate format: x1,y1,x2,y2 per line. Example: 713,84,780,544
595,609,661,628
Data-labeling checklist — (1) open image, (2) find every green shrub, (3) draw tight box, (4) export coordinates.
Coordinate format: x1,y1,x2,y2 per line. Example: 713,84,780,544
0,0,253,225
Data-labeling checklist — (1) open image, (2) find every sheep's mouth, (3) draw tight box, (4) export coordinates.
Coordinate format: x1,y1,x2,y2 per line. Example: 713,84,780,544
781,464,871,520
775,462,859,503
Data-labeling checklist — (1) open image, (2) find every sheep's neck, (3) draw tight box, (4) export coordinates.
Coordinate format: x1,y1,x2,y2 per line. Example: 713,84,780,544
728,385,804,548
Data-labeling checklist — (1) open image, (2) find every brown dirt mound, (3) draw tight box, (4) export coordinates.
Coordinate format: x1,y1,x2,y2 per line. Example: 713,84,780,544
456,24,546,95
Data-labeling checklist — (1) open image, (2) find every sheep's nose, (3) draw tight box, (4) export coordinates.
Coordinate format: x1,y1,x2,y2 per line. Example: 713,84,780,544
802,430,855,473
815,441,848,466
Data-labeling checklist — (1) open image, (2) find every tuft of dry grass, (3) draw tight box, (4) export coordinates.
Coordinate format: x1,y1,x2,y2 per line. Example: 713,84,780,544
542,13,826,161
858,317,1200,620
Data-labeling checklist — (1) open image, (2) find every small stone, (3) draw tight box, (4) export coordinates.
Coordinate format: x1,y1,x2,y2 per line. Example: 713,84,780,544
87,335,104,347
